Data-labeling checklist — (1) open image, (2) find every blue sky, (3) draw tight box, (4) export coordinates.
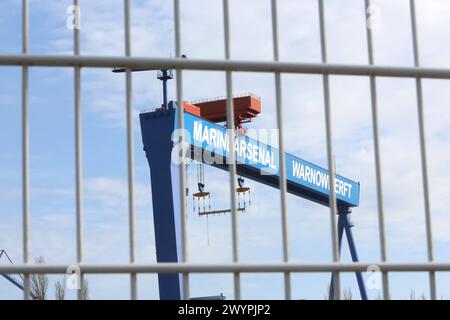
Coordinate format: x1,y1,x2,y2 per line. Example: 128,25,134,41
1,0,450,300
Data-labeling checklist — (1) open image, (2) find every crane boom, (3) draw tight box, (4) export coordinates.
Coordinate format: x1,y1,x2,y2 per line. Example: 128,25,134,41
0,250,36,299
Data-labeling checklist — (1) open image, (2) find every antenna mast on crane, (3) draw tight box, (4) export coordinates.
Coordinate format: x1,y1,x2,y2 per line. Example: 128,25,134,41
112,54,186,110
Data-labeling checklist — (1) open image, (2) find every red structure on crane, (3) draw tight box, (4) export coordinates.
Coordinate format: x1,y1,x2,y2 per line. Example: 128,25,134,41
181,94,261,130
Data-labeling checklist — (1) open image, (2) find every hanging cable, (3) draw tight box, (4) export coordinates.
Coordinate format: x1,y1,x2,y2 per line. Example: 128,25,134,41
206,215,210,246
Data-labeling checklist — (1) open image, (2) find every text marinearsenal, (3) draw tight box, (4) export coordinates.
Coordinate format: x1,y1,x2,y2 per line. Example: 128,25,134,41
193,121,276,170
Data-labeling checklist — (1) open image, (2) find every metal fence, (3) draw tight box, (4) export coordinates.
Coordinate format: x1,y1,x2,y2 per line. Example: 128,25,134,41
0,0,449,300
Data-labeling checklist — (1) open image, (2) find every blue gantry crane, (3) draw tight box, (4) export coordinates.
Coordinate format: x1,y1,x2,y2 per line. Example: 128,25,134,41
111,63,367,299
123,66,368,300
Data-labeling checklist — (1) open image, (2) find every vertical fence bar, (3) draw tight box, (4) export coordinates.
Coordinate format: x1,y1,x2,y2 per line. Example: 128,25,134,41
270,0,291,300
364,0,390,300
73,0,85,301
222,0,241,300
318,0,340,300
124,0,137,300
409,0,437,300
21,0,30,301
174,0,190,300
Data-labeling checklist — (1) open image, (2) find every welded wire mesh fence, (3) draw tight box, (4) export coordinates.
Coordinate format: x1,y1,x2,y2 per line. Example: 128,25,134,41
0,0,447,300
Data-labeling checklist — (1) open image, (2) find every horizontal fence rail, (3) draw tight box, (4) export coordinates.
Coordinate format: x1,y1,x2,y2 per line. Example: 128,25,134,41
1,55,450,79
2,263,450,274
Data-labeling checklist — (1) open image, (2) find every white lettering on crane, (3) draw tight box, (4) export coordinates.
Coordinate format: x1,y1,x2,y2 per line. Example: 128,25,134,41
193,121,276,170
292,160,352,199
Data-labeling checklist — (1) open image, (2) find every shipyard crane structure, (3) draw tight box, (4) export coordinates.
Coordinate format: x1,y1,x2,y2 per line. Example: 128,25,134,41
115,65,367,300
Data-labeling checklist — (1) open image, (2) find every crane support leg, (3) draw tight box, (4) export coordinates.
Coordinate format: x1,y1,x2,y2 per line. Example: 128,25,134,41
140,109,183,300
329,208,368,300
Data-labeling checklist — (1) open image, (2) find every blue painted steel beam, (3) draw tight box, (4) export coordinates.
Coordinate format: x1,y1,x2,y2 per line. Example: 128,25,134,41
329,209,368,300
343,213,368,300
181,110,360,208
1,250,36,299
1,274,36,299
140,109,182,300
2,274,25,291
